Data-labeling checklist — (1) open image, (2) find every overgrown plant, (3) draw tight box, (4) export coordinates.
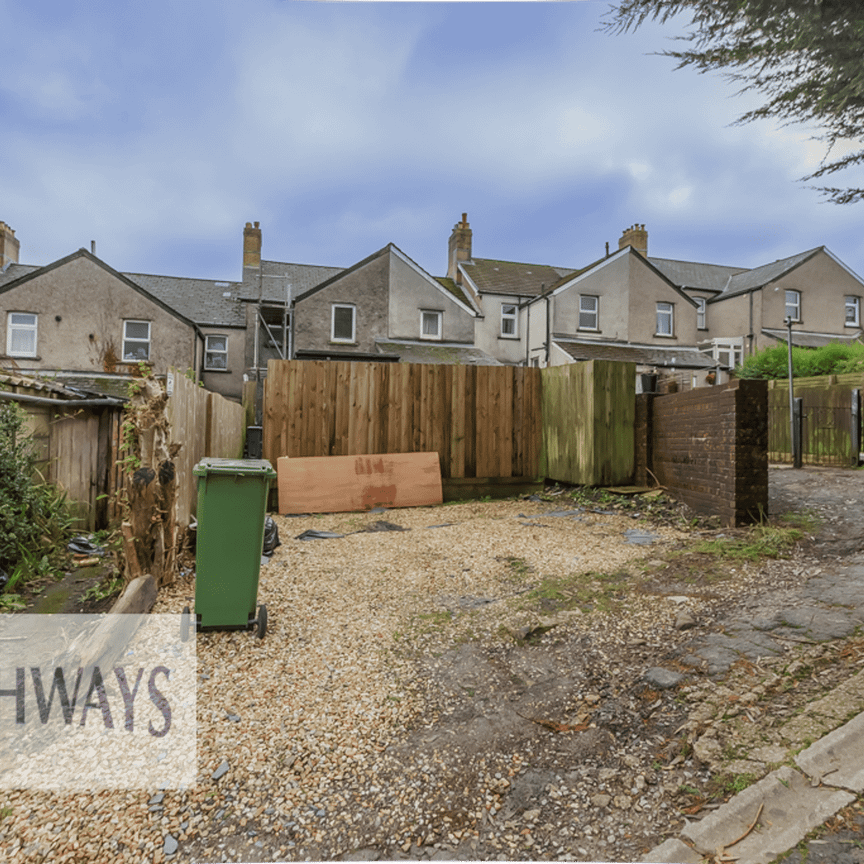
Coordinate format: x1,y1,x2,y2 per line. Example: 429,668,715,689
736,342,864,380
0,402,75,583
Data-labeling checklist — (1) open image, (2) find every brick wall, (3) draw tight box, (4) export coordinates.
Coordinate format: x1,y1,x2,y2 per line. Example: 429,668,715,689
634,379,768,526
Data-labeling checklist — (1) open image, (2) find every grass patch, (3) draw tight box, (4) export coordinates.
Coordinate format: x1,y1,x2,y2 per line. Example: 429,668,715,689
694,524,804,562
523,570,629,615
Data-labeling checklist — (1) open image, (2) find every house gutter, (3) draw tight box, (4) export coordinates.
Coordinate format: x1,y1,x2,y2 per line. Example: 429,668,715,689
0,391,125,408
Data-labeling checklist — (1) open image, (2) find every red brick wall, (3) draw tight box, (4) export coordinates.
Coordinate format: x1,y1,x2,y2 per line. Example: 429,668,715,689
634,379,768,526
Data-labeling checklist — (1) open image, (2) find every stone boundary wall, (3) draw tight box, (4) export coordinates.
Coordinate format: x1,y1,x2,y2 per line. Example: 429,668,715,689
635,379,768,526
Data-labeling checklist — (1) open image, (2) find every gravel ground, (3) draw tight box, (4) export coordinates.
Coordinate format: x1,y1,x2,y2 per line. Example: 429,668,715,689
0,481,855,863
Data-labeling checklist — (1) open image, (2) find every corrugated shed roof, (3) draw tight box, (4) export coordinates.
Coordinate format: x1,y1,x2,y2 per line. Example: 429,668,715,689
124,272,246,327
375,339,502,366
461,258,577,297
240,260,346,303
554,339,717,369
649,257,748,292
762,328,862,348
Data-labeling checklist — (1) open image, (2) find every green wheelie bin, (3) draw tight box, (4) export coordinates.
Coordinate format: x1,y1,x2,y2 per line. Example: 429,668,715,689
183,458,277,639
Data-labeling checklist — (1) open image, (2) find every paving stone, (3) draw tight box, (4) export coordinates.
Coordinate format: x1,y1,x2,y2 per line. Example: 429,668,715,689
795,709,864,792
778,605,857,641
643,666,683,690
681,766,854,864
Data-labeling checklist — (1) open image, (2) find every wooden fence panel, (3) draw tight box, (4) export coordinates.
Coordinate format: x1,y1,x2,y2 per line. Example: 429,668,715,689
768,375,863,465
541,360,635,486
167,369,246,527
263,359,543,491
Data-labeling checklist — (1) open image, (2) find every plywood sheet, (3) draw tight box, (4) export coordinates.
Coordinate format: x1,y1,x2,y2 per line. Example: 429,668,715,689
278,452,443,514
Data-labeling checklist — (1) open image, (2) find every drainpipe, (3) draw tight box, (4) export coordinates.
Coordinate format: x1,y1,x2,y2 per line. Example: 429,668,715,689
524,301,530,366
748,290,755,356
544,287,550,366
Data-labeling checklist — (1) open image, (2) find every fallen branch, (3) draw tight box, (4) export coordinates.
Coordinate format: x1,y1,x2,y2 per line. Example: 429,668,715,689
709,801,764,863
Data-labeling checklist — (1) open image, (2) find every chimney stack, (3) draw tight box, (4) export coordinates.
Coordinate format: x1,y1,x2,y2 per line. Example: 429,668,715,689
243,221,262,269
618,223,648,257
447,212,472,283
0,222,20,271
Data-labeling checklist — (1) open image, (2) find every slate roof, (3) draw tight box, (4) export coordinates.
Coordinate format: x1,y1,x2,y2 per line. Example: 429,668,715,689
124,272,247,328
648,258,748,293
648,249,823,300
553,338,717,369
242,260,346,303
460,258,579,297
434,276,474,310
375,338,501,366
0,263,40,286
761,328,862,348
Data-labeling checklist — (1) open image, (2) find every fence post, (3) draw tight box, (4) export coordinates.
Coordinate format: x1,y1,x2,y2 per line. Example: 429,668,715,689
853,389,861,467
793,397,803,469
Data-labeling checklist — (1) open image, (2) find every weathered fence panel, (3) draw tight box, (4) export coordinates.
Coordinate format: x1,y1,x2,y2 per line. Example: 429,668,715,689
768,375,862,466
167,369,245,527
263,360,542,496
541,360,635,486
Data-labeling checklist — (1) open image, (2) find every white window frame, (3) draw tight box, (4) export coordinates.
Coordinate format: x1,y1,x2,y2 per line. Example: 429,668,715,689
122,319,151,362
331,304,355,343
785,289,801,322
500,303,518,338
578,295,599,331
656,302,674,336
204,334,228,371
695,297,707,330
846,295,860,327
714,339,743,370
6,312,37,358
420,310,442,340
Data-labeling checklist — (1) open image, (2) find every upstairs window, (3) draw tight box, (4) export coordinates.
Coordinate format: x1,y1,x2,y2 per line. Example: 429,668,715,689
204,334,228,370
331,304,355,343
420,310,442,340
846,295,860,327
785,290,801,322
7,312,37,357
695,297,707,330
123,320,151,361
656,302,674,336
501,303,518,337
579,295,599,330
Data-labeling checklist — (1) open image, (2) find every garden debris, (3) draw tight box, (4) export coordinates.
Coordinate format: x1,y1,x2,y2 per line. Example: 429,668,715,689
262,515,281,556
356,520,409,533
295,529,345,541
66,535,106,557
517,509,584,519
514,711,590,734
624,528,660,545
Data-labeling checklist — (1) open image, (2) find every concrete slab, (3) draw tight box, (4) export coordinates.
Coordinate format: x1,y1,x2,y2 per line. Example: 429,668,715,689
681,765,853,864
640,837,703,863
795,709,864,792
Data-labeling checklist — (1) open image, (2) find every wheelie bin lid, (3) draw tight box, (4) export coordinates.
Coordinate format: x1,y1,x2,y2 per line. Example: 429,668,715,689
193,458,277,478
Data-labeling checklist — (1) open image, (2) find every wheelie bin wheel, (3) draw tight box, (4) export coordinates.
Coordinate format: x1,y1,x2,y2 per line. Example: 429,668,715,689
256,604,267,639
180,606,191,642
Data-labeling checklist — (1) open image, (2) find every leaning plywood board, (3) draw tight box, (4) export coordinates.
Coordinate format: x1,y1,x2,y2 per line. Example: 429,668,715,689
278,452,443,514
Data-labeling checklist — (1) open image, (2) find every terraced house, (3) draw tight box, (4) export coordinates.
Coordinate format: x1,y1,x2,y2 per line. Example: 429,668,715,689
1,216,860,400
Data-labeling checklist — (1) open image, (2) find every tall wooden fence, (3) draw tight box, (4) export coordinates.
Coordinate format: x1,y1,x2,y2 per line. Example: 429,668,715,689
542,360,635,486
263,360,543,497
166,369,246,527
768,373,863,466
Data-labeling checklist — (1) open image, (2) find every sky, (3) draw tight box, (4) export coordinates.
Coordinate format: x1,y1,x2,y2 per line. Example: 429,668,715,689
3,0,863,284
